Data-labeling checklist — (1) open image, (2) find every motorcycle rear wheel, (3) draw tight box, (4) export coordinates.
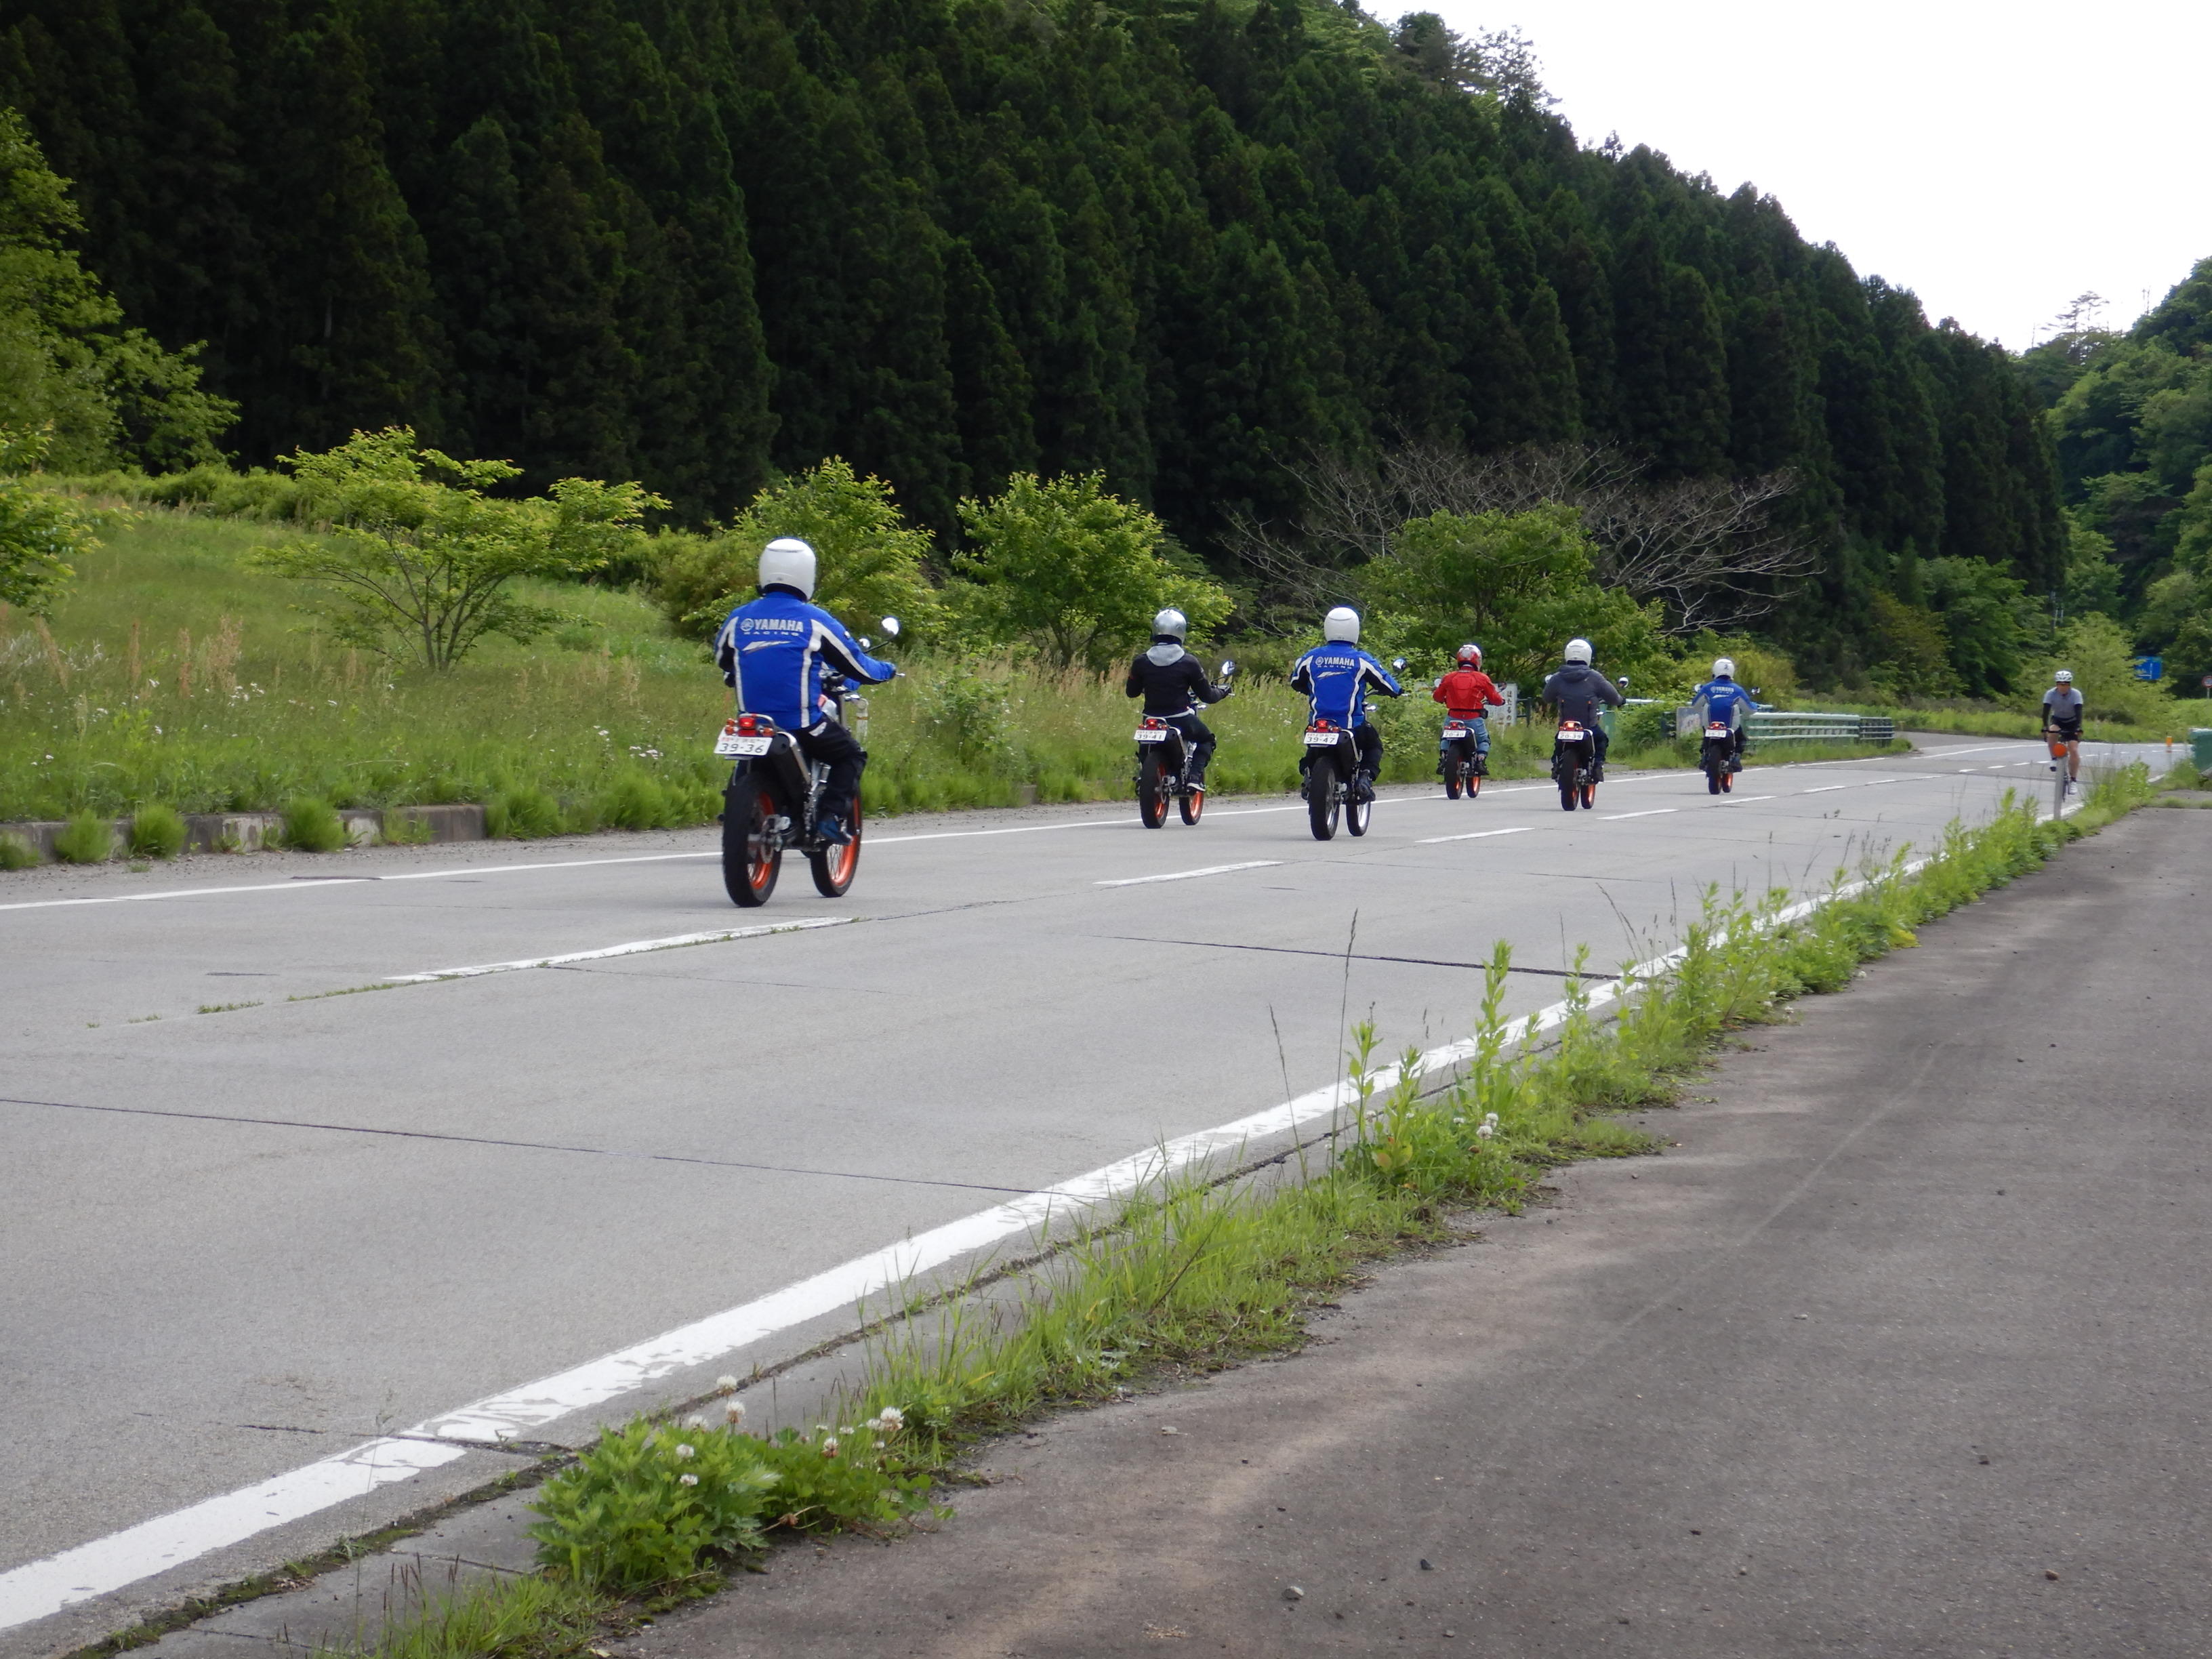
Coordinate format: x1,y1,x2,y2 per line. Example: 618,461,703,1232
1580,780,1597,809
1307,754,1340,840
1137,752,1168,828
722,773,782,906
1557,771,1578,811
1347,785,1372,836
1465,766,1483,800
1179,782,1204,825
1444,764,1463,800
1720,771,1734,794
1706,766,1722,794
808,788,861,897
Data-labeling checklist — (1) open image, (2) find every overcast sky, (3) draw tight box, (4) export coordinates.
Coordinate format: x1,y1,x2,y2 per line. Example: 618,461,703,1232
1420,0,2209,350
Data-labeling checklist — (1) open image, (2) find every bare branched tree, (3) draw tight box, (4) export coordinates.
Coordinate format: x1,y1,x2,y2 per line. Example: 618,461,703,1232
1223,439,1817,634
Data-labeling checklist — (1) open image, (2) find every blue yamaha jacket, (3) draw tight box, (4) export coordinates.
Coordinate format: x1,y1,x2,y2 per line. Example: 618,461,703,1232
1290,643,1403,727
1693,678,1756,729
713,586,896,731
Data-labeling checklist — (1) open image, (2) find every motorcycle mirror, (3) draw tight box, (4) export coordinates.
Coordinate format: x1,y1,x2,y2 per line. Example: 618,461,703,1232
1391,657,1408,671
1220,659,1237,677
857,636,871,650
881,616,901,638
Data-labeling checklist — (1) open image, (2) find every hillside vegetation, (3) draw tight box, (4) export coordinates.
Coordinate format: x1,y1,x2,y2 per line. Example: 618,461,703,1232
3,0,2066,679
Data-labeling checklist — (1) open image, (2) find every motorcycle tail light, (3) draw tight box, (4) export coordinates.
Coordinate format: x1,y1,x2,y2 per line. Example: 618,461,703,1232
1142,716,1164,728
736,714,770,736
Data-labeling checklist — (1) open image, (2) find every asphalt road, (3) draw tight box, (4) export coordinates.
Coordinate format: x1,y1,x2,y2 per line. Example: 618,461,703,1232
612,798,2212,1659
0,735,2152,1645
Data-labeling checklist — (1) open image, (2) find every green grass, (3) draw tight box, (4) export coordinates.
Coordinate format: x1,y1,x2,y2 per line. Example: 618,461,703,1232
1793,697,2183,745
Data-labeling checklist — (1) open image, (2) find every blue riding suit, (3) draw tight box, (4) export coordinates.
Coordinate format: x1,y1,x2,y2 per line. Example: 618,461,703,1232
1692,677,1755,761
714,585,896,824
1290,642,1404,785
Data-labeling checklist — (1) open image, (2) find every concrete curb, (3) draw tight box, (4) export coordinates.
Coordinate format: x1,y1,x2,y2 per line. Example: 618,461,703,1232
0,804,486,863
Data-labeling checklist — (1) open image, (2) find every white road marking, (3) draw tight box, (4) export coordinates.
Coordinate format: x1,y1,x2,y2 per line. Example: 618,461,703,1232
1599,808,1678,821
0,845,1940,1630
384,918,856,983
1417,827,1534,844
1094,861,1282,888
1800,785,1849,794
1716,795,1776,804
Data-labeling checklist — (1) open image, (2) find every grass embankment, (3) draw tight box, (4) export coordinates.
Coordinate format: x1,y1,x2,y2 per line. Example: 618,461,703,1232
264,764,2160,1659
2,510,1902,844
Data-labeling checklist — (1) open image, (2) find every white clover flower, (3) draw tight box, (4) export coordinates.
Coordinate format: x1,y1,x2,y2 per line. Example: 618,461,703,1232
674,1443,695,1460
1475,1124,1495,1140
724,1400,747,1426
819,1437,839,1458
684,1414,707,1430
1483,1112,1499,1126
678,1473,699,1487
876,1406,904,1428
715,1375,737,1392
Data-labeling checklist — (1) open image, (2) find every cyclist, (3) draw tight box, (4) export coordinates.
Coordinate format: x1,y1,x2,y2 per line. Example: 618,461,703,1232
2041,668,2084,790
1125,607,1233,799
1538,638,1625,779
713,537,897,846
1689,656,1757,774
1290,607,1405,802
1432,643,1505,776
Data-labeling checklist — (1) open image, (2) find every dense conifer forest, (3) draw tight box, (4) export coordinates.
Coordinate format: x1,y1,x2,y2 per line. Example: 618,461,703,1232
0,0,2086,678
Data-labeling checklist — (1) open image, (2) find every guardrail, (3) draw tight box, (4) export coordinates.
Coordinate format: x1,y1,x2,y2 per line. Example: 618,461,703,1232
1671,708,1895,745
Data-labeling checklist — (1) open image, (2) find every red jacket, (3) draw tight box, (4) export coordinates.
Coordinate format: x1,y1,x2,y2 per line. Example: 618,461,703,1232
1433,668,1504,720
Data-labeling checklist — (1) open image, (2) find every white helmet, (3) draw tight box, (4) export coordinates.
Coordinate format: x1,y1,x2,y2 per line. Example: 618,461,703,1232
1152,608,1188,641
1456,642,1483,667
759,537,817,599
1563,638,1593,665
1324,606,1361,643
2054,668,2073,683
1713,657,1735,678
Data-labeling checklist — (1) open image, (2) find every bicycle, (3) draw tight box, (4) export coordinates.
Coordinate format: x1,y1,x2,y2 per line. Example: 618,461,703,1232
2042,724,2079,817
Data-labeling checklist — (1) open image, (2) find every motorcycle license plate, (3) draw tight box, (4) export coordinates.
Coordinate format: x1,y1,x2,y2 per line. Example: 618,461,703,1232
1706,725,1731,739
1303,731,1340,747
1441,726,1469,740
1557,731,1588,743
1134,728,1170,743
715,733,773,757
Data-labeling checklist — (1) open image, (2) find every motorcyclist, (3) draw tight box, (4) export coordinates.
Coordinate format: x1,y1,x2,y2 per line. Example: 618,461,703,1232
712,537,897,846
1432,642,1505,775
1125,607,1233,797
2042,668,2084,787
1689,656,1757,772
1538,637,1625,779
1290,607,1405,802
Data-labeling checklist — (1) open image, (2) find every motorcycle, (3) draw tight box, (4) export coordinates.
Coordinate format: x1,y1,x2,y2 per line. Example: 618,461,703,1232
1552,719,1599,811
1301,657,1405,840
1699,719,1740,794
714,617,899,907
1439,716,1486,800
1133,661,1236,828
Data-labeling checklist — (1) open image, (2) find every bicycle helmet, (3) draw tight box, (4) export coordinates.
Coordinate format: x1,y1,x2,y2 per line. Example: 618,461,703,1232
1563,638,1593,665
1712,657,1735,678
1152,607,1188,641
758,537,817,599
1456,643,1483,667
2054,669,2073,683
1324,607,1361,644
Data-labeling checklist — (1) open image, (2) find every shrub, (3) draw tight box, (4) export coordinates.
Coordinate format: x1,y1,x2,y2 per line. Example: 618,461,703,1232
596,770,674,831
0,832,40,869
52,811,114,863
280,797,347,853
488,785,564,838
529,1416,779,1591
128,802,188,859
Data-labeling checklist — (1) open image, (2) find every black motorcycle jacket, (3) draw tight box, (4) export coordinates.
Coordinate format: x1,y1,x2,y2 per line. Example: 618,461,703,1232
1126,642,1229,717
1539,662,1624,725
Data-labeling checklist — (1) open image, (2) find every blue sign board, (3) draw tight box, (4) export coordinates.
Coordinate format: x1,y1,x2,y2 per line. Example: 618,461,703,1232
2135,655,2163,682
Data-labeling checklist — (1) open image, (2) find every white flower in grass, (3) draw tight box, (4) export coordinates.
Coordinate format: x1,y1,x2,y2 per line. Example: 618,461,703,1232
1483,1112,1499,1127
1475,1124,1495,1141
875,1406,905,1429
820,1437,840,1458
674,1443,695,1460
684,1414,707,1431
715,1374,737,1392
678,1473,699,1487
724,1399,747,1427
